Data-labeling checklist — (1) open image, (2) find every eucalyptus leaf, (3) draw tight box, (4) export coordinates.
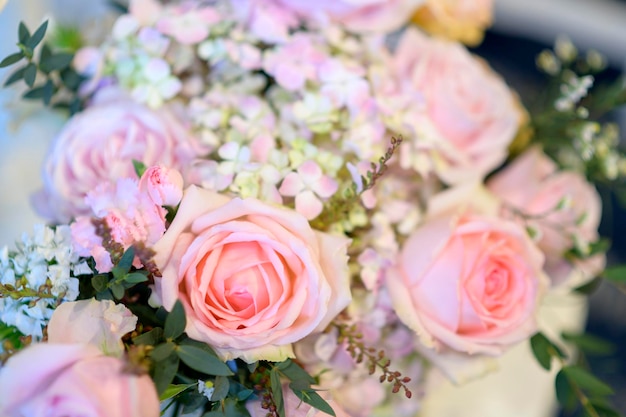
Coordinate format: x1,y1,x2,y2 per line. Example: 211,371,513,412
270,368,285,417
164,300,186,340
110,283,125,300
133,327,164,346
153,353,180,395
22,85,46,100
23,63,37,87
562,365,614,396
574,276,603,295
276,359,315,385
159,383,195,402
176,345,233,376
561,332,615,355
18,22,30,45
125,272,149,284
293,389,336,417
91,274,109,292
210,376,230,401
530,332,560,371
151,342,176,362
4,66,26,86
60,67,82,90
133,160,147,177
42,79,54,105
179,337,218,357
602,265,626,283
117,246,135,272
555,369,577,411
41,52,73,73
25,20,48,49
0,52,24,68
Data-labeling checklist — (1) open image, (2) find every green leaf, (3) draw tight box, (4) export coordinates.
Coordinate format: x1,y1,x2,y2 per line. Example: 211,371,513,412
293,389,336,417
110,283,125,300
562,366,614,396
276,359,315,385
18,22,30,45
530,333,554,371
561,332,615,356
151,342,176,362
574,276,603,295
60,67,82,90
23,63,37,87
91,274,109,292
42,79,55,105
40,52,73,73
210,376,230,401
589,399,620,417
178,337,219,357
22,85,46,100
236,389,254,401
117,246,135,272
4,66,26,86
0,52,24,68
125,272,149,284
159,383,195,402
176,345,233,376
602,265,626,283
270,368,285,417
133,327,164,346
25,20,48,49
133,160,147,178
39,43,51,63
555,370,577,411
164,300,186,340
153,353,180,395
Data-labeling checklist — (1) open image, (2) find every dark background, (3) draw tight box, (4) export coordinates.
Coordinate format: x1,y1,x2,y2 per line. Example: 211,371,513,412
474,30,626,416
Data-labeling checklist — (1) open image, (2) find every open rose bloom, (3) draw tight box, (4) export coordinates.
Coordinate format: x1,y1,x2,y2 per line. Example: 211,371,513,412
0,0,621,416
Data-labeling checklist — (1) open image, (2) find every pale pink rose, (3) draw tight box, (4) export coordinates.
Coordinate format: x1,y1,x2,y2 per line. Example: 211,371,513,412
391,29,520,184
279,0,425,33
139,165,184,206
153,185,351,362
0,343,159,417
47,299,138,356
34,89,201,223
412,0,493,45
487,147,604,286
246,384,352,417
387,184,547,356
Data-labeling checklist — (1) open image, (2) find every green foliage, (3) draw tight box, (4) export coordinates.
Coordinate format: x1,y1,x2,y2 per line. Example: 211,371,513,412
177,344,234,377
164,300,187,340
602,265,626,283
531,332,620,417
561,332,616,356
0,20,85,113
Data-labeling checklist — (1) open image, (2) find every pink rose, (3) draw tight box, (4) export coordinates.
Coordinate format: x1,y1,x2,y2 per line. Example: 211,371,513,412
278,0,425,33
34,89,202,223
387,185,547,356
0,343,159,417
139,165,185,206
391,29,520,184
487,147,604,286
153,185,351,362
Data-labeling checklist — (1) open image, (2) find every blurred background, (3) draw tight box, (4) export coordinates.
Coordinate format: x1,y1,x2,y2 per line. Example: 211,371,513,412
0,1,625,416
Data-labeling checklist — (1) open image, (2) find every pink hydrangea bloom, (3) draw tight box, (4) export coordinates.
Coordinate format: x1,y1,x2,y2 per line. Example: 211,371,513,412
279,160,338,220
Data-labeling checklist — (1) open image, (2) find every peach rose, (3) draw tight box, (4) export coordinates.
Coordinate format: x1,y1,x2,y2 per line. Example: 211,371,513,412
412,0,493,46
34,88,202,223
387,184,547,356
153,185,351,362
278,0,425,33
391,29,520,184
0,343,159,417
487,147,604,286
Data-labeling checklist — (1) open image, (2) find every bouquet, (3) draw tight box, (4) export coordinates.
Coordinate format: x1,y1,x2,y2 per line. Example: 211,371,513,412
0,1,625,416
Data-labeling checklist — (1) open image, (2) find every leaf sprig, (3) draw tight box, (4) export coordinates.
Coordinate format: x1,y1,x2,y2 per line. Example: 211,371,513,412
0,21,84,112
530,332,619,417
334,322,412,399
